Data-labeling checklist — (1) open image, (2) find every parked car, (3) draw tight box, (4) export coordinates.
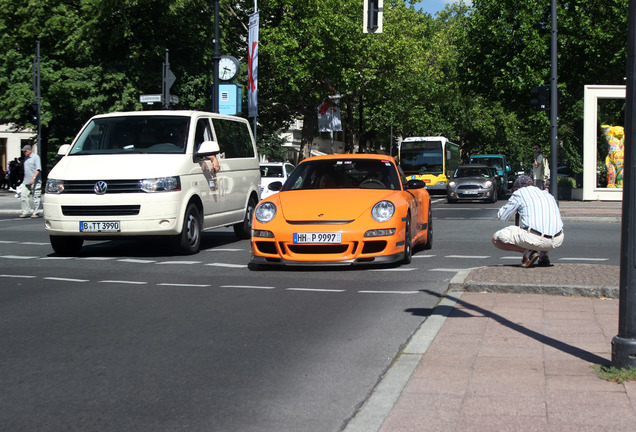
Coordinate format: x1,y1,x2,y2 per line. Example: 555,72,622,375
251,154,432,266
43,110,261,256
446,164,498,203
260,162,294,200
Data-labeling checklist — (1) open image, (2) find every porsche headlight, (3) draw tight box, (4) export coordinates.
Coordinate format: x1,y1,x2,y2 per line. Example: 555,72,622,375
255,202,277,223
371,200,395,223
140,176,181,192
45,179,65,194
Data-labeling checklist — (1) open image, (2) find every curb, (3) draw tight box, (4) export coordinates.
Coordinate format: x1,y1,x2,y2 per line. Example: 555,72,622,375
343,290,460,432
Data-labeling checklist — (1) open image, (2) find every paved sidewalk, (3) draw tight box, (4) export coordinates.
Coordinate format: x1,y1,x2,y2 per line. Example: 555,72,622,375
345,263,636,432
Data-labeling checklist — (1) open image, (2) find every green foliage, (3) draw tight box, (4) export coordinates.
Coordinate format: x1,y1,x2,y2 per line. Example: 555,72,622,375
593,364,636,384
557,176,576,189
0,0,629,171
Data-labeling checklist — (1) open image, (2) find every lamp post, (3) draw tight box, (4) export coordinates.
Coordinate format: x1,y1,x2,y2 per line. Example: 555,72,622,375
212,0,220,113
612,0,636,369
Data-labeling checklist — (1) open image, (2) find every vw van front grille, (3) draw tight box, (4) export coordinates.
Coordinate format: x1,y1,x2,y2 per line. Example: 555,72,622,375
61,180,142,194
61,205,141,216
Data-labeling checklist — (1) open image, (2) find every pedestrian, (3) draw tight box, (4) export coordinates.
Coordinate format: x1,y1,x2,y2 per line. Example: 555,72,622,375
492,175,563,267
532,144,549,190
9,158,21,189
19,145,42,218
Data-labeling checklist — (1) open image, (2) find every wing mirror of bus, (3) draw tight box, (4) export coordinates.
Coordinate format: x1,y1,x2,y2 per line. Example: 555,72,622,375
197,140,220,157
406,179,426,189
57,144,71,156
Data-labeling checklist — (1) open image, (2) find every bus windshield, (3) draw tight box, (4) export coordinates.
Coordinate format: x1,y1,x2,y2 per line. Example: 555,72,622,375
399,140,443,175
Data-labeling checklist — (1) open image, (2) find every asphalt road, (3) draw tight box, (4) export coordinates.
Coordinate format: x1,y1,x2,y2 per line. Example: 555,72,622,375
0,194,621,431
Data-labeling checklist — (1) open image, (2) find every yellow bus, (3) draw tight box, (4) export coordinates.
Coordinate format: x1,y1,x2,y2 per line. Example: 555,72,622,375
397,136,460,193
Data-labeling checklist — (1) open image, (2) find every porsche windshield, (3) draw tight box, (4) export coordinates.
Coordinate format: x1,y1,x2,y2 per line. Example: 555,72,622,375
69,116,190,155
283,159,401,191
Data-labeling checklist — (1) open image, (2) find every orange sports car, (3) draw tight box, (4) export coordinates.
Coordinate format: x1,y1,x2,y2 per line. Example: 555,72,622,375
251,154,432,266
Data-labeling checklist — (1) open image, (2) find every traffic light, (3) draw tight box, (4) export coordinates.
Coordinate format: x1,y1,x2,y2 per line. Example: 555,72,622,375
27,103,39,123
530,85,548,110
363,0,383,33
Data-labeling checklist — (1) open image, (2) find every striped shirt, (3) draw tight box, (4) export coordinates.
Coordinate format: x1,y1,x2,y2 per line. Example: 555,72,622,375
498,185,563,236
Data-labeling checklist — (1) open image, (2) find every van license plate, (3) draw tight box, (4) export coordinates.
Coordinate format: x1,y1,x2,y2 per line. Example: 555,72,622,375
293,232,341,244
80,221,120,233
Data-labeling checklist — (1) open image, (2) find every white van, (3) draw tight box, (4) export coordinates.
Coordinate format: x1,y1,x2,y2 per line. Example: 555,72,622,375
43,110,260,256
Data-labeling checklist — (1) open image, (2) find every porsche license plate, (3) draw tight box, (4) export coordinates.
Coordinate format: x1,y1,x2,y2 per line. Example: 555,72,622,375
293,232,341,244
80,221,120,233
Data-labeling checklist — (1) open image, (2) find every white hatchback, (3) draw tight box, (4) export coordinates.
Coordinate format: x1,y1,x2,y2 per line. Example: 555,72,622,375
259,162,294,200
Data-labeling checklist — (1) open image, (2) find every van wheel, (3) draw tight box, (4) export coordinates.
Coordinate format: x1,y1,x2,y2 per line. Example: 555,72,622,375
402,217,412,265
50,236,84,256
234,196,256,240
171,203,202,255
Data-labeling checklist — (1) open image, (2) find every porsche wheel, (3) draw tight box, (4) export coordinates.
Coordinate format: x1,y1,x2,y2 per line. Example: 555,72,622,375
402,217,412,264
424,204,433,250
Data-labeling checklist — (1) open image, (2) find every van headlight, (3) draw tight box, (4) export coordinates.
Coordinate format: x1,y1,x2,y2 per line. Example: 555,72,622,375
140,176,181,192
46,179,65,194
371,200,395,222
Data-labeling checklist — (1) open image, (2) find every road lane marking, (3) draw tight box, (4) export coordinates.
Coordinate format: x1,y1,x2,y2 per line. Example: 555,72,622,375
0,274,37,278
118,259,157,264
99,280,148,285
286,288,345,293
158,283,211,287
413,255,436,258
44,277,89,282
206,263,248,268
205,248,244,252
156,261,202,265
445,255,490,259
558,257,608,261
358,290,419,294
40,256,73,260
428,268,467,272
369,268,417,272
0,255,38,259
221,285,275,290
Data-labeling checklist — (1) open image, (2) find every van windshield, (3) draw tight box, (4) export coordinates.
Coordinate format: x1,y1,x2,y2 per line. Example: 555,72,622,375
69,116,190,155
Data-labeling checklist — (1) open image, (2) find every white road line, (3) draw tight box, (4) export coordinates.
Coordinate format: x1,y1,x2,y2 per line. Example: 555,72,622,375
0,274,37,278
79,257,116,260
206,263,248,268
501,256,522,260
40,256,73,260
445,255,490,259
118,259,157,264
44,277,89,282
558,257,608,262
220,285,275,290
156,261,202,265
286,288,345,293
369,268,417,272
205,248,244,252
0,241,18,244
98,280,148,285
21,242,49,245
157,283,211,287
413,255,436,258
358,290,419,294
428,268,467,272
0,255,38,259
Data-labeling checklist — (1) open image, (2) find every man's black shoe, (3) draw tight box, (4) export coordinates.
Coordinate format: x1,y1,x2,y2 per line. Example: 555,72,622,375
538,256,551,267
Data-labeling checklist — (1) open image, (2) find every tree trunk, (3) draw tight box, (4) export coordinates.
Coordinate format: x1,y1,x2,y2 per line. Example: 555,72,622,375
299,108,317,161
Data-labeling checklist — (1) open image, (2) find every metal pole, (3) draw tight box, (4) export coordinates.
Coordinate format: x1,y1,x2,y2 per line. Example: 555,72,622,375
612,0,636,369
549,0,558,201
212,0,220,113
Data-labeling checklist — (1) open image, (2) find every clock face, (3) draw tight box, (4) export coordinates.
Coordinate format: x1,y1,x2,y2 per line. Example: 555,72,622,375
219,56,239,81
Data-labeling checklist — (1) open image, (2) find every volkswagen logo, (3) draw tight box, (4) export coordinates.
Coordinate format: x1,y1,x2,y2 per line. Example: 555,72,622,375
94,181,108,195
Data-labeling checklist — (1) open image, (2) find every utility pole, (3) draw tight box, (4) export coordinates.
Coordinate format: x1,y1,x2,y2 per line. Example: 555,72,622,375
549,0,558,202
612,0,636,369
212,0,220,113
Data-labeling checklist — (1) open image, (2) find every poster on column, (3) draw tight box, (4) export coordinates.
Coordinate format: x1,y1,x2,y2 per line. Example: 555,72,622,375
248,12,259,118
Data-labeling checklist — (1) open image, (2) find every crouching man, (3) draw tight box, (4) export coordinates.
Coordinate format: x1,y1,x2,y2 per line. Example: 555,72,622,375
492,175,564,267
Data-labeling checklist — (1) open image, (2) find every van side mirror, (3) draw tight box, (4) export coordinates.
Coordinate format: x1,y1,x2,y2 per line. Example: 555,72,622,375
57,144,71,156
197,140,220,157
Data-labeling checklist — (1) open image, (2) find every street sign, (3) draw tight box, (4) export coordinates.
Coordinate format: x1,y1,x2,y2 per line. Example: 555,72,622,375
140,94,162,104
